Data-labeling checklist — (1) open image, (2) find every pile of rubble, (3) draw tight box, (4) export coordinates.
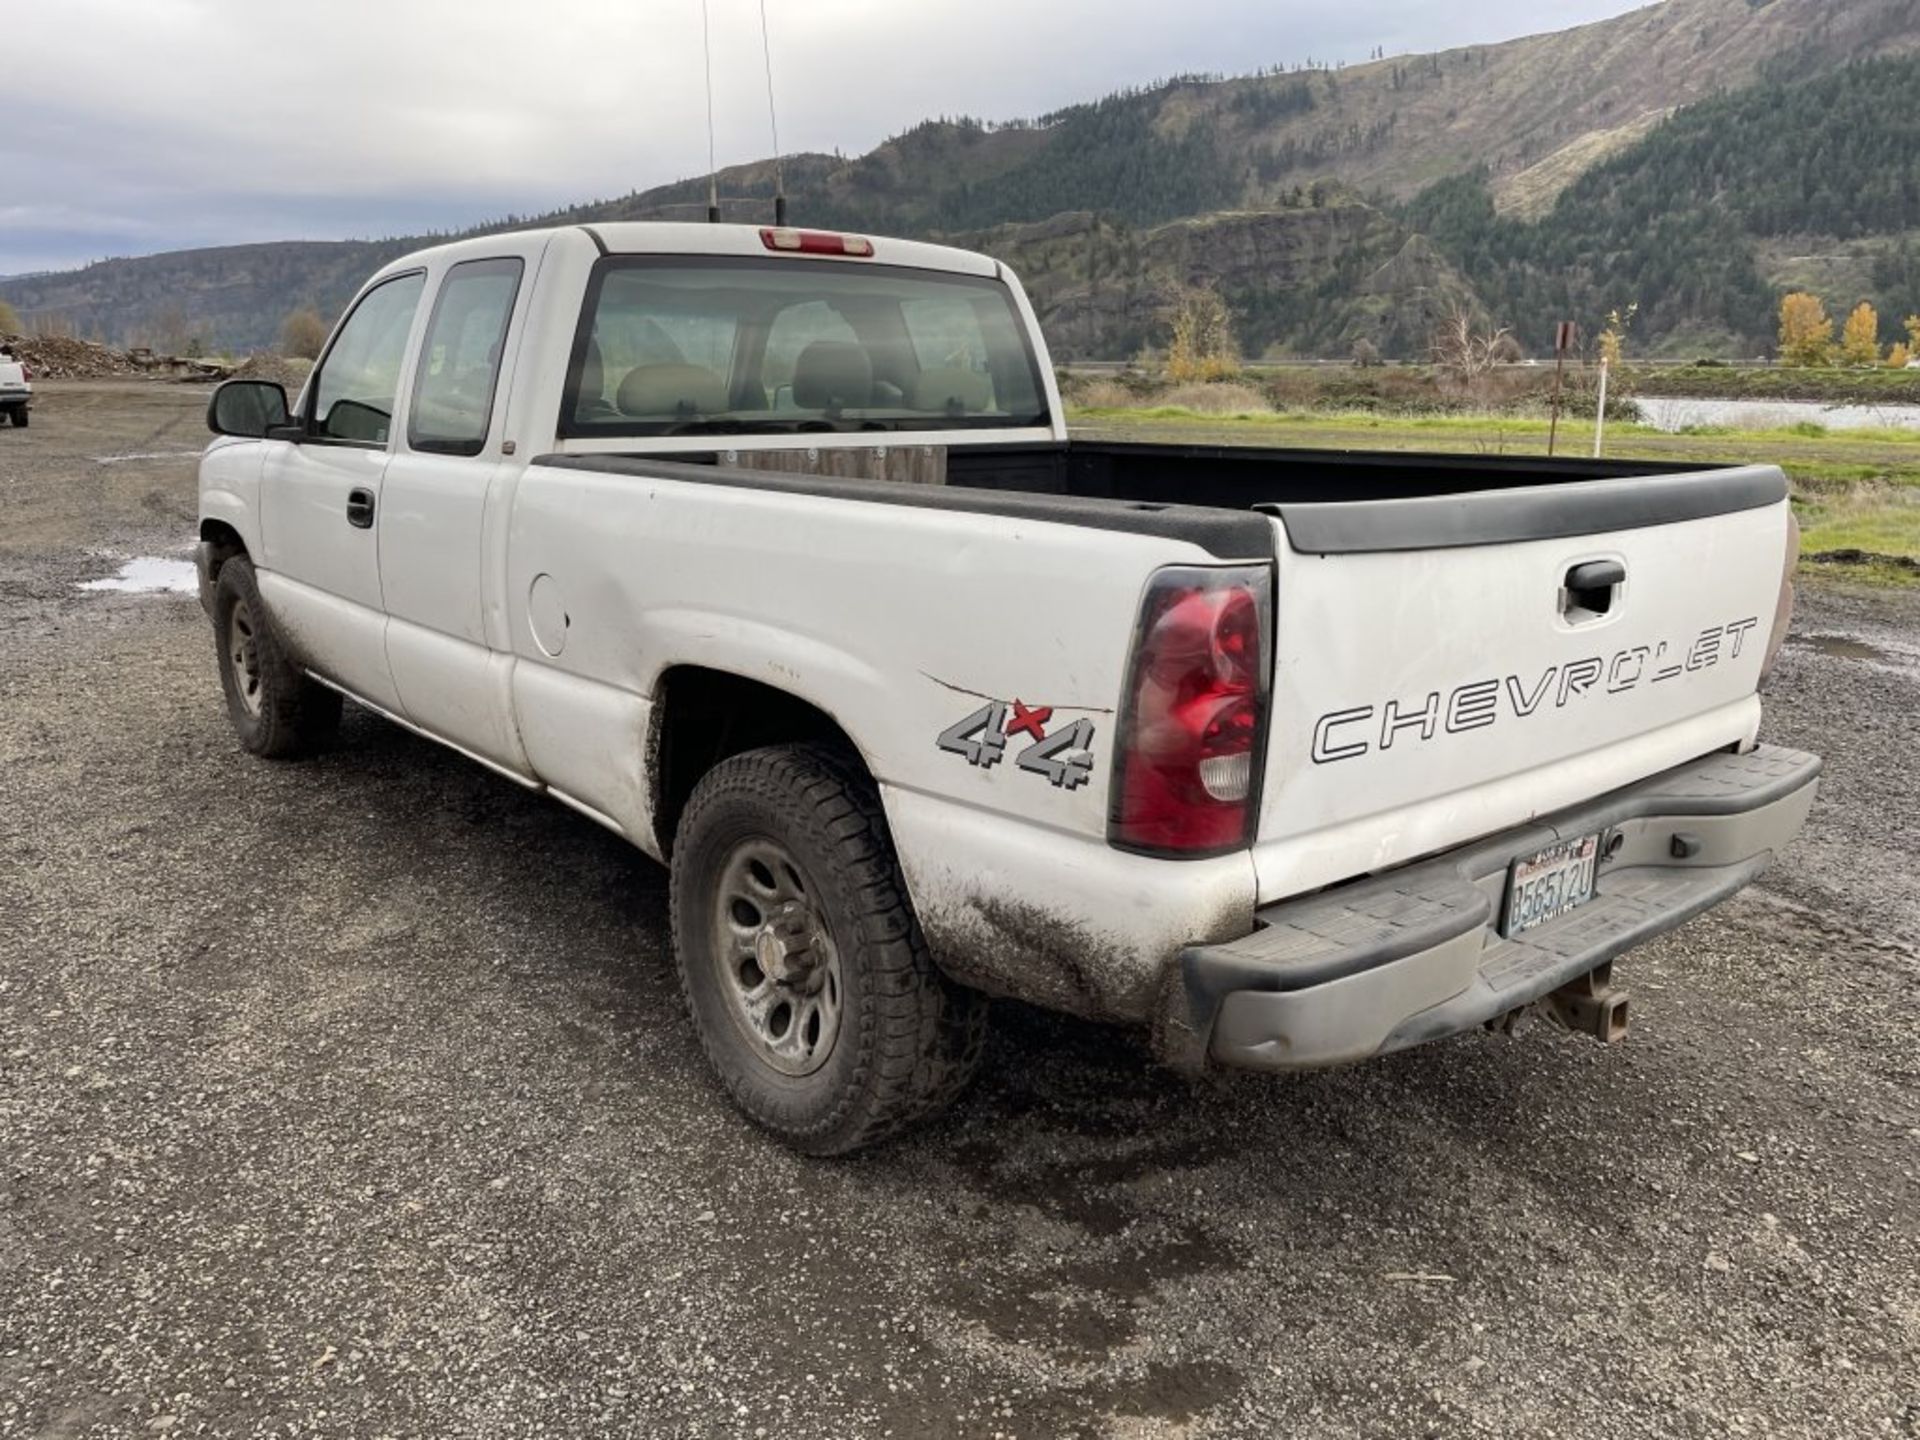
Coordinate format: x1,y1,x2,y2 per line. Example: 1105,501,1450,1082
0,334,240,381
229,354,312,389
0,334,148,379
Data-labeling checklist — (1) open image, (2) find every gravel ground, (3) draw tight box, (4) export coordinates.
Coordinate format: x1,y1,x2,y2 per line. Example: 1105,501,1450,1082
2,382,1917,1439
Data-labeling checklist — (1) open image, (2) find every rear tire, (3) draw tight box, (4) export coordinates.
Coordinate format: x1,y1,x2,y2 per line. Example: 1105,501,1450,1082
669,744,987,1154
7,407,24,428
212,557,341,758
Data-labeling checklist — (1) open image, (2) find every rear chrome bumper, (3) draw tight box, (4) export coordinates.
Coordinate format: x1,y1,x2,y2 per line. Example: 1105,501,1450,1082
1164,745,1821,1073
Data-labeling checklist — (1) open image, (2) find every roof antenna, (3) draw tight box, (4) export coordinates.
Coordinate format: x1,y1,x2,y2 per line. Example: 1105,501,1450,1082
701,0,721,222
759,0,788,226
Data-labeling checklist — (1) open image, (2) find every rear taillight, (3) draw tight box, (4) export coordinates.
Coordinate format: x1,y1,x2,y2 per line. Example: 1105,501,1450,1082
759,227,875,258
19,366,29,381
1110,565,1272,857
1761,508,1800,685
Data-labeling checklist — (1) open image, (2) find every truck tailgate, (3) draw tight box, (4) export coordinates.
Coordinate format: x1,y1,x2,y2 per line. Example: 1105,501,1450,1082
1252,468,1792,902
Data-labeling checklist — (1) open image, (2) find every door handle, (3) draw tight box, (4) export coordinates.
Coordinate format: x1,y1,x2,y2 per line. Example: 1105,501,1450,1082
346,488,376,529
1563,559,1625,619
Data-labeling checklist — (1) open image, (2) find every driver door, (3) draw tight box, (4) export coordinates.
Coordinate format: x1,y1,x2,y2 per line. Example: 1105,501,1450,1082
257,270,426,713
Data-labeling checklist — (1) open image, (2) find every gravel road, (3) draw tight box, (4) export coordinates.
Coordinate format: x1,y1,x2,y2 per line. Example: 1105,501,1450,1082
2,382,1916,1439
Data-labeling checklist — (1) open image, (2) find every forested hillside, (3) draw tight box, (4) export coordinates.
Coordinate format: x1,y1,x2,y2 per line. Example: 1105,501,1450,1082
1404,56,1920,353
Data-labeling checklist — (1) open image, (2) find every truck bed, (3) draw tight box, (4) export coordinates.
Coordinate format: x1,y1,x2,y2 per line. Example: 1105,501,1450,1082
544,439,1786,560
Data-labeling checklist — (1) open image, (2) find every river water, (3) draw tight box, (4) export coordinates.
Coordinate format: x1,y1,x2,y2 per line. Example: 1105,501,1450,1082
1634,395,1920,433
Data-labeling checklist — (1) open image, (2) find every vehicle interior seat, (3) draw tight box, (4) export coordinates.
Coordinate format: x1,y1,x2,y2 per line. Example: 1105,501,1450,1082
792,342,873,411
616,363,729,418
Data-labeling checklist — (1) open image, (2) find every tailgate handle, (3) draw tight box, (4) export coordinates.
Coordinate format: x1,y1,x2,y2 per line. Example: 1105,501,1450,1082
1563,560,1625,619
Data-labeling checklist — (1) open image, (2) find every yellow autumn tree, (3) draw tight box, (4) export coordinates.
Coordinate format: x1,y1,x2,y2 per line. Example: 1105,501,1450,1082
1840,301,1882,367
1886,342,1913,370
0,299,20,335
1778,292,1834,367
1165,286,1239,383
1906,314,1920,357
1598,303,1638,368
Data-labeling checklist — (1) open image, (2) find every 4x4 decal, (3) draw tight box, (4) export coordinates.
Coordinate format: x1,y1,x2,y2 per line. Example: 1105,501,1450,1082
938,699,1096,790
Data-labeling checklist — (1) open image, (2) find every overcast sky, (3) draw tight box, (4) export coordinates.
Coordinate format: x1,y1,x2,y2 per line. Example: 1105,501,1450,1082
1,0,1654,277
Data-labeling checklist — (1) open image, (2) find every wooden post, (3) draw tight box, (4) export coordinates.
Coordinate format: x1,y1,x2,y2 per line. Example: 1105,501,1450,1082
1548,320,1575,458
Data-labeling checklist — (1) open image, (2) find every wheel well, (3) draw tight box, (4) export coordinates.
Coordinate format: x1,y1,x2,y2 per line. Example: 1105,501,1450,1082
199,519,247,583
650,667,865,855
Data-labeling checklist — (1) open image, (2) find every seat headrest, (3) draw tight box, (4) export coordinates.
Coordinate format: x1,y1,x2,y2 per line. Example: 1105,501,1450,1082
792,342,873,410
616,363,728,418
908,368,994,415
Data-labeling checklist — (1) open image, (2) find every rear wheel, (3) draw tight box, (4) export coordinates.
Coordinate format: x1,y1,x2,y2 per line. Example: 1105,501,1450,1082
7,406,25,428
669,744,987,1154
212,557,341,757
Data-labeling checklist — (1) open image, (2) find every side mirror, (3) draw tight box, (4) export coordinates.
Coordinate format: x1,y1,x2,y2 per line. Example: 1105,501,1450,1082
207,379,291,439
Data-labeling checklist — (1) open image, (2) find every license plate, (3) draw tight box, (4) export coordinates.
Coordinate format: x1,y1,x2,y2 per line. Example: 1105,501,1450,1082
1503,833,1601,937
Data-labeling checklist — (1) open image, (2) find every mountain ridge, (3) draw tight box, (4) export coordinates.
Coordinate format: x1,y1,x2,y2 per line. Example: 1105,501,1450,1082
7,0,1918,356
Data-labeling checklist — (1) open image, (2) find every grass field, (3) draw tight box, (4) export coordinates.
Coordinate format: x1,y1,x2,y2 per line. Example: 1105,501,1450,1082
1069,405,1920,582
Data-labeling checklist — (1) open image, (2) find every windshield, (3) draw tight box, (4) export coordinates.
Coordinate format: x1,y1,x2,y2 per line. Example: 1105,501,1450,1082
561,257,1049,438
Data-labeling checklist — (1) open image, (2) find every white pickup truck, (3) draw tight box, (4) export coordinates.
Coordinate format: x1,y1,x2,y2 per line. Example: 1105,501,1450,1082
0,347,31,426
197,223,1819,1153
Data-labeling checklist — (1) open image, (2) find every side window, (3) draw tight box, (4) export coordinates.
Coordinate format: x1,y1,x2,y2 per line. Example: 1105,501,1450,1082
311,272,426,444
408,258,523,456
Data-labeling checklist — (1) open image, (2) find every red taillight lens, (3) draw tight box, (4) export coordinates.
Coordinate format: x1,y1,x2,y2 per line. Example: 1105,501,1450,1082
759,227,875,257
1110,566,1272,857
19,366,29,382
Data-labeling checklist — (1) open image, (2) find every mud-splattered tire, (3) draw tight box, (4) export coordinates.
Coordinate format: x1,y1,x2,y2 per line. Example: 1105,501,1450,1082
212,556,341,758
669,744,987,1154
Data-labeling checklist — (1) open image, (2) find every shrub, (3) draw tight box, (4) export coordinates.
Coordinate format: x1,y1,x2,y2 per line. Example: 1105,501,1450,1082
280,306,329,361
1068,378,1139,409
1156,382,1271,414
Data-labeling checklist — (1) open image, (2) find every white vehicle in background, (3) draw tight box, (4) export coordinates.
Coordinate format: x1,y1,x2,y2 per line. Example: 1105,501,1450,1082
194,222,1819,1153
0,348,31,426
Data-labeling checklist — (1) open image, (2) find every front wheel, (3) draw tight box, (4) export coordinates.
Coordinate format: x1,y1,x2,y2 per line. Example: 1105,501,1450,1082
669,744,987,1154
212,557,341,758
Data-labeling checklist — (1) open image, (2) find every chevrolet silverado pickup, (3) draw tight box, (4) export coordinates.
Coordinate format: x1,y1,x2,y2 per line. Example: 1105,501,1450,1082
196,223,1819,1153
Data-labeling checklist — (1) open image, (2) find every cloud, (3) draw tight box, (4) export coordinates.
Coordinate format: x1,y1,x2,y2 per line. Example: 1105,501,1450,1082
0,0,1653,273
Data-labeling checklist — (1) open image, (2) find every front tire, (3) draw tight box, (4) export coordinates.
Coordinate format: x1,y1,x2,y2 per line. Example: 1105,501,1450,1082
212,557,341,758
669,744,987,1154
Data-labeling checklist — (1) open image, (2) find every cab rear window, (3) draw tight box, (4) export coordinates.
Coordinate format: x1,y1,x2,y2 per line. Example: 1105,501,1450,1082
560,257,1048,438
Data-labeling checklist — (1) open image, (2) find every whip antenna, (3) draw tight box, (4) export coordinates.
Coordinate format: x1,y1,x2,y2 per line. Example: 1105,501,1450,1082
701,0,720,222
759,0,788,225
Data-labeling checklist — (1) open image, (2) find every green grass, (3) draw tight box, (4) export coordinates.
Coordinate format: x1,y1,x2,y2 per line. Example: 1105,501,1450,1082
1067,405,1920,581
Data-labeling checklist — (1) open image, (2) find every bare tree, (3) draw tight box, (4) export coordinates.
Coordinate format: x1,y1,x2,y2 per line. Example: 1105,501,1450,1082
1430,303,1512,382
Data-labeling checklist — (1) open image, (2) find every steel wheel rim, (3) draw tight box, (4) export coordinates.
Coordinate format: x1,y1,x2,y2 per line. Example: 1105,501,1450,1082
227,598,264,718
711,837,843,1078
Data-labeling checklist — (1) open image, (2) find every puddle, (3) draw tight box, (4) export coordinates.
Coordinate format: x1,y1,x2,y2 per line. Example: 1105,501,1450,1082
77,557,198,595
1801,634,1889,663
1792,632,1920,673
